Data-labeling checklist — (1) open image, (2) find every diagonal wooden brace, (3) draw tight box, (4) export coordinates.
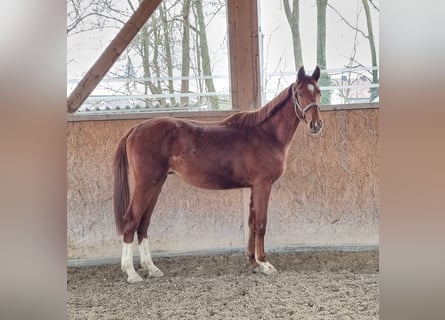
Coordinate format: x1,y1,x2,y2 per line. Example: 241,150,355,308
67,0,162,113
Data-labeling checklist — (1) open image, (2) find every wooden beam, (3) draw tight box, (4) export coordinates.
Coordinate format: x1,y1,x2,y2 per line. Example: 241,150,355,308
227,0,261,111
67,0,163,113
227,0,261,249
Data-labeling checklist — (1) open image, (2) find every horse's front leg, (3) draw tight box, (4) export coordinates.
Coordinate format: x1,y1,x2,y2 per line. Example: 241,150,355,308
251,182,277,275
246,191,258,269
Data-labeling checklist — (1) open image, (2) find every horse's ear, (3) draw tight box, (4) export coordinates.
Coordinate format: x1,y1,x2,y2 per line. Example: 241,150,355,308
297,66,305,83
312,66,321,82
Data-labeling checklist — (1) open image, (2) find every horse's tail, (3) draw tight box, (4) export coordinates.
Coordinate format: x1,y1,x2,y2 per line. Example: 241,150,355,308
113,129,132,235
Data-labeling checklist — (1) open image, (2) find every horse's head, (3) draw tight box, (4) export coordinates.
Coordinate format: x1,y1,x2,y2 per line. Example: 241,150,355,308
292,66,323,135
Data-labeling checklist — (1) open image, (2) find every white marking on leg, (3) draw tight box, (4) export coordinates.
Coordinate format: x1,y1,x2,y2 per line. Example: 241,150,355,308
256,260,277,275
307,84,315,94
139,238,164,277
121,243,143,283
255,252,277,275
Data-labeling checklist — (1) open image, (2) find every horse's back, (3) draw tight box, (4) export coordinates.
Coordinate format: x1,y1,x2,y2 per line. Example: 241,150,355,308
125,116,232,161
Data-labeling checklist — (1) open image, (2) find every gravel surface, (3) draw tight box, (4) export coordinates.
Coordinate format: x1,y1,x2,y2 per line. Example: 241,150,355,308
68,250,379,319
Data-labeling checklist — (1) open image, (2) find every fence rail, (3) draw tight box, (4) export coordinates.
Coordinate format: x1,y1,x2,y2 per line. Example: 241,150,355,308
67,67,379,114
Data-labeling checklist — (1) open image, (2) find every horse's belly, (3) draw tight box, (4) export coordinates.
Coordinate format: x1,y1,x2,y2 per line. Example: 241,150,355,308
171,168,248,190
170,155,249,190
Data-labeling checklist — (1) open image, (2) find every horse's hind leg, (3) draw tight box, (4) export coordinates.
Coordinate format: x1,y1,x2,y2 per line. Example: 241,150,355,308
137,178,166,277
121,238,143,283
121,183,161,283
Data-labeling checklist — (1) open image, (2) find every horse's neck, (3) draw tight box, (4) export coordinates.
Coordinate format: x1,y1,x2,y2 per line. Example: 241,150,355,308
260,99,300,148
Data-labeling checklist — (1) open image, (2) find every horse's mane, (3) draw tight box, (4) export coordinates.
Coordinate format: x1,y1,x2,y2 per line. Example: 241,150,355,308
222,85,293,127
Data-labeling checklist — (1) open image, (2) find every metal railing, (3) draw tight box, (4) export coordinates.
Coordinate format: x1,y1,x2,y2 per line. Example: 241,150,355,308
67,66,379,114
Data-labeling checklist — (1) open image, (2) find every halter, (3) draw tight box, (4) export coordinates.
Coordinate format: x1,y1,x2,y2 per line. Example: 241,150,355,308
291,83,320,123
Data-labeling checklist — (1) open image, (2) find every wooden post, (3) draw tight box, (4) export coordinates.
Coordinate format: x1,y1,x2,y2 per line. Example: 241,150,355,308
227,0,261,247
227,0,261,111
67,0,162,113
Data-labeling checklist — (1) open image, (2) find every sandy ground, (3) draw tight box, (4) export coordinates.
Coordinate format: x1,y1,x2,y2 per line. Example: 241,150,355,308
67,250,378,319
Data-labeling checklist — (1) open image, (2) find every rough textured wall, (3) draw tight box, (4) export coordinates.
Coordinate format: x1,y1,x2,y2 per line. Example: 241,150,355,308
67,109,378,259
268,109,379,246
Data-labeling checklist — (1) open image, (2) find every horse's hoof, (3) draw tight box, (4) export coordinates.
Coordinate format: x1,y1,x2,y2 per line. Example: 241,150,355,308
258,261,277,275
142,262,164,277
127,273,144,283
148,268,164,277
252,265,261,273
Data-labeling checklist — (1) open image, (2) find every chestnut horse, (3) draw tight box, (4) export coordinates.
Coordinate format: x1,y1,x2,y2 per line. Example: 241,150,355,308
113,66,323,282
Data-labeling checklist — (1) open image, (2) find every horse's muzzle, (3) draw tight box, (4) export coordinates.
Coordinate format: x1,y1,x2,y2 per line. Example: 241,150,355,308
309,120,323,135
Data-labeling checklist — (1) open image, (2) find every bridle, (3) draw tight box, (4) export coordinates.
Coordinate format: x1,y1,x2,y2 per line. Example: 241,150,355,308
291,83,321,123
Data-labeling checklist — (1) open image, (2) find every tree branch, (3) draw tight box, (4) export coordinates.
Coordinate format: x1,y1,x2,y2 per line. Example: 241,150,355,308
283,0,292,22
368,0,379,12
327,3,369,39
126,0,135,12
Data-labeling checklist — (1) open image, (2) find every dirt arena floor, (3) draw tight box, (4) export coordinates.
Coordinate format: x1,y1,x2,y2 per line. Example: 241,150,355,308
67,250,379,319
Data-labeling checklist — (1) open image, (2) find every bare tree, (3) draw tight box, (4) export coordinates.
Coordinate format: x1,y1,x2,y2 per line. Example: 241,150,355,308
328,0,379,101
329,1,376,104
180,0,191,105
139,15,164,105
193,0,218,109
316,0,331,104
362,0,378,100
283,0,303,69
159,2,176,105
68,0,227,109
67,0,127,34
